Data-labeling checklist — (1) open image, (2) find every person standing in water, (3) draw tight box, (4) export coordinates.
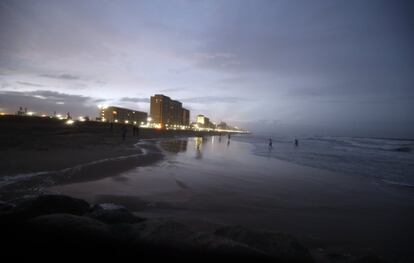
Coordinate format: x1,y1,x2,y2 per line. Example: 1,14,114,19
295,139,298,147
269,138,273,149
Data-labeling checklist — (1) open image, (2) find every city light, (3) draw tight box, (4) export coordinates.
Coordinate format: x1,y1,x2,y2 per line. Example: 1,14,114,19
78,116,86,122
26,111,35,116
66,119,74,125
97,104,108,109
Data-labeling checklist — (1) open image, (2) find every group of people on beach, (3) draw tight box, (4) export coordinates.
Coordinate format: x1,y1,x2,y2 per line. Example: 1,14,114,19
268,138,299,149
218,133,231,146
120,124,140,141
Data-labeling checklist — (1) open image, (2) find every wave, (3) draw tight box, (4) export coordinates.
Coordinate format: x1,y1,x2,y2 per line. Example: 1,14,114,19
0,140,158,190
243,135,414,187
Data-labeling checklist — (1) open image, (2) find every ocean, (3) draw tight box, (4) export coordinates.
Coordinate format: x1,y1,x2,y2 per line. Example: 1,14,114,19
233,134,414,187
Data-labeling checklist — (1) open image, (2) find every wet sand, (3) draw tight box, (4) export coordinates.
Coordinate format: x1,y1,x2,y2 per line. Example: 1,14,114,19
47,137,414,262
0,116,230,199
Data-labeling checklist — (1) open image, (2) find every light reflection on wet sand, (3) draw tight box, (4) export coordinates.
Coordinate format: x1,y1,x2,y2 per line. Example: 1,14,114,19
48,136,414,259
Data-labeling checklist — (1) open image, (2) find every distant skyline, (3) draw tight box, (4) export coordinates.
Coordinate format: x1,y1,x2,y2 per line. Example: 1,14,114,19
1,0,413,138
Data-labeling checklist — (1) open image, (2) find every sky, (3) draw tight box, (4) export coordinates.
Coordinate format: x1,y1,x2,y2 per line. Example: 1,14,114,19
1,0,413,138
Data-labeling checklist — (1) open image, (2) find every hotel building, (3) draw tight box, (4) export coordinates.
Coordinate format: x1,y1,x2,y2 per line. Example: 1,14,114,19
150,94,190,127
100,106,147,125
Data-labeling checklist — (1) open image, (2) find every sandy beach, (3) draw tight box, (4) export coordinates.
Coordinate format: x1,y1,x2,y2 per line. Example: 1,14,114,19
1,116,413,262
0,116,226,198
47,137,414,262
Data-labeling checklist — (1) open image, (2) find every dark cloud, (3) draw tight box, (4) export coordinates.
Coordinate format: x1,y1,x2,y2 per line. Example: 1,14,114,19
180,96,248,104
0,90,99,117
120,97,150,103
39,73,81,80
16,81,45,87
159,87,185,93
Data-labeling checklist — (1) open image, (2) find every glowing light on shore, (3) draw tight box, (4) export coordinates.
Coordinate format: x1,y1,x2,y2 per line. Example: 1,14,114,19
97,104,108,109
26,111,35,116
147,117,152,122
125,120,129,124
78,116,86,122
66,119,74,125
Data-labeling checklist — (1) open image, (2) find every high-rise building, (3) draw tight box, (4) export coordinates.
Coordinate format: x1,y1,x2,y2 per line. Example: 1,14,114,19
99,106,147,125
182,108,190,126
170,100,182,125
150,94,171,127
150,94,190,128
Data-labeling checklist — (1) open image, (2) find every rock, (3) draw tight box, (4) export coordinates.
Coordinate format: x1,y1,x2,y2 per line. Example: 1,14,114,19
130,219,272,261
215,225,314,263
353,255,388,263
11,194,90,220
26,213,114,247
86,203,146,224
0,201,15,212
133,218,197,245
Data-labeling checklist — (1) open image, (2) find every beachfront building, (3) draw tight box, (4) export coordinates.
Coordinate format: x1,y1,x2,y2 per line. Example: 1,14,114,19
195,114,216,129
169,99,183,125
182,108,190,126
99,106,147,125
150,94,190,128
150,94,170,127
196,114,209,126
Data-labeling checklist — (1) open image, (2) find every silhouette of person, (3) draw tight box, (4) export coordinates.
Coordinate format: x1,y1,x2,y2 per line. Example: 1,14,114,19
122,125,127,141
295,139,298,147
269,138,273,148
136,125,140,138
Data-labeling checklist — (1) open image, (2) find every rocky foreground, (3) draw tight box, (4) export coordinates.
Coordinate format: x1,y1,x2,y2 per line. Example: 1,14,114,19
0,195,386,262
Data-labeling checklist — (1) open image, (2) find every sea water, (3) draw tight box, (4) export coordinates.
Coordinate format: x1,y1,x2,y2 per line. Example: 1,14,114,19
233,134,414,187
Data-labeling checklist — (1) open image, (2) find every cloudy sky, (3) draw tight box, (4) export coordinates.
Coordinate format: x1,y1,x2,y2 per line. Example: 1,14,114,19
1,0,413,137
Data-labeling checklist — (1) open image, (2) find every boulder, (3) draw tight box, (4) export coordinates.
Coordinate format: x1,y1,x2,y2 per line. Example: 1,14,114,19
353,255,388,263
86,203,145,224
130,219,272,261
215,225,314,263
26,213,114,247
132,218,197,245
11,194,90,220
0,200,15,212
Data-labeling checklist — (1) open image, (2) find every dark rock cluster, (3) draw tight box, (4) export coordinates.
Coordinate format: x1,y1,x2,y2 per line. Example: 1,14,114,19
0,194,387,262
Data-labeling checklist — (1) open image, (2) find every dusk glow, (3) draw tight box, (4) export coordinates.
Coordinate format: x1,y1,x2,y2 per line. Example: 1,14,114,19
1,1,413,262
1,0,413,137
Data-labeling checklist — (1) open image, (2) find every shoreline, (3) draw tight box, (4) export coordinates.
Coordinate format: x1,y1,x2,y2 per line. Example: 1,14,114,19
46,138,414,263
0,116,234,200
1,116,413,262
